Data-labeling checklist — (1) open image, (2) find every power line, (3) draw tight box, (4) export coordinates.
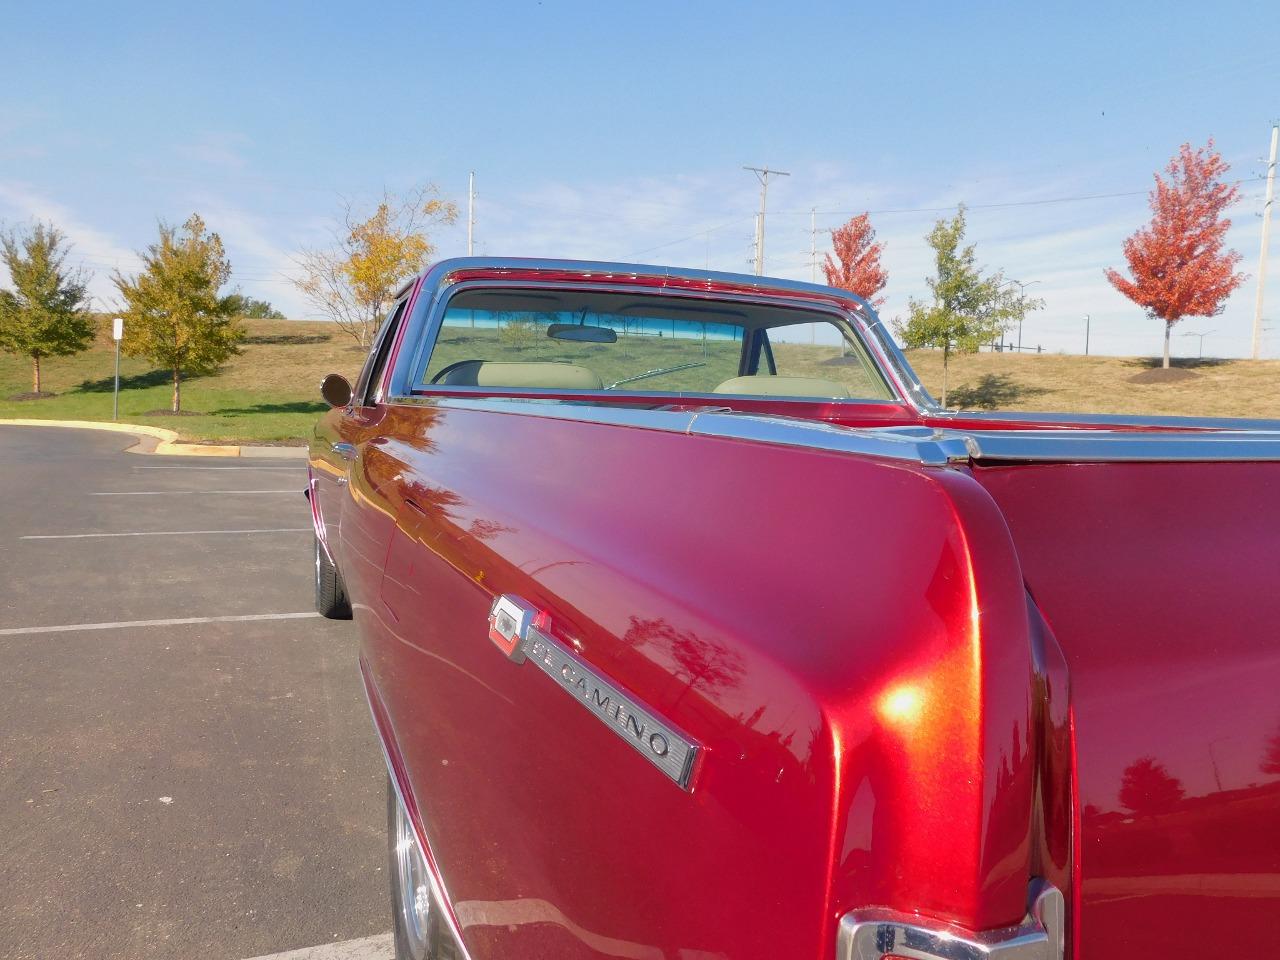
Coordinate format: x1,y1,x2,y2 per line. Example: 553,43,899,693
627,216,751,258
772,176,1270,219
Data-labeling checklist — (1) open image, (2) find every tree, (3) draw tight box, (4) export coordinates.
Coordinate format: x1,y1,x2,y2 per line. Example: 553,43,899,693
1118,756,1184,817
895,205,1031,407
227,295,285,319
113,214,243,413
1106,141,1246,369
0,222,95,394
822,212,888,306
1263,723,1280,777
294,185,458,346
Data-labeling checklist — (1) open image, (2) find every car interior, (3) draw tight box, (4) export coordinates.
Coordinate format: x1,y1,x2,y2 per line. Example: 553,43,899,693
413,287,894,400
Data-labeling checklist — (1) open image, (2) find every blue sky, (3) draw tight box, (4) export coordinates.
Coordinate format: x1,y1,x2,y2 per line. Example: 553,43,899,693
2,0,1277,357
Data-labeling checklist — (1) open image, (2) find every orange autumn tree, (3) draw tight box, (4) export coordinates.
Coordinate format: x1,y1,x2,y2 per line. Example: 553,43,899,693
822,212,888,306
1106,141,1245,368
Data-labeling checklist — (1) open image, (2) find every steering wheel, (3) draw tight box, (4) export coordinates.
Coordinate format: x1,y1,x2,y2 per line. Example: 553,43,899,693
428,360,480,385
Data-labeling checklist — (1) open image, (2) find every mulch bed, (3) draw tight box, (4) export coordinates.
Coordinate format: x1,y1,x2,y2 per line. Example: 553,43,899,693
1127,368,1201,384
7,391,58,401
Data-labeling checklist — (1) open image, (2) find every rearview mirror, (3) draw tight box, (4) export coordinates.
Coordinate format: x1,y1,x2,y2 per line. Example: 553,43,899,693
547,323,617,343
320,373,352,408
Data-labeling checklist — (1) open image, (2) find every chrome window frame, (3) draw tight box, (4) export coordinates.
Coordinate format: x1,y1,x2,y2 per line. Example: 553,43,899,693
383,258,923,409
355,293,413,406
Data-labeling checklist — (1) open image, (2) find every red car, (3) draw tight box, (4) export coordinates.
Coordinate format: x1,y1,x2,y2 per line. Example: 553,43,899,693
308,258,1280,960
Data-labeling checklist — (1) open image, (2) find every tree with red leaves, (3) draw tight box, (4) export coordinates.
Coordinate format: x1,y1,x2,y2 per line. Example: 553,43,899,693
1106,141,1246,368
822,213,888,306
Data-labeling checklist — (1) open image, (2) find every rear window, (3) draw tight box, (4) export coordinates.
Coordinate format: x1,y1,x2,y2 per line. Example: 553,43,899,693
414,289,893,401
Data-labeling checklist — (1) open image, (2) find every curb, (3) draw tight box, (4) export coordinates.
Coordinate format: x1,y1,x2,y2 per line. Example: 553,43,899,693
0,419,308,459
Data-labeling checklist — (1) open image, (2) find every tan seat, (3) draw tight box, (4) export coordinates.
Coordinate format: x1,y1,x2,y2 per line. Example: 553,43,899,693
712,375,851,398
437,360,603,390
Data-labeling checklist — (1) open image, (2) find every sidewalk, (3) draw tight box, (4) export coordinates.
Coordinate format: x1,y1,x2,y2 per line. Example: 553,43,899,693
0,418,308,458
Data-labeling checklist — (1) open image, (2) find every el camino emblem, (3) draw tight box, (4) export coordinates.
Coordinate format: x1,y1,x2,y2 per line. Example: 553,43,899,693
487,594,699,790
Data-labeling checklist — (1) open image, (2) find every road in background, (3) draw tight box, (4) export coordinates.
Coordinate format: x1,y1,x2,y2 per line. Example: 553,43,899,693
0,428,389,960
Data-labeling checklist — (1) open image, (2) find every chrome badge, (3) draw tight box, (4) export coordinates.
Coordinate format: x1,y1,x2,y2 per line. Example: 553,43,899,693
488,594,536,662
487,594,700,790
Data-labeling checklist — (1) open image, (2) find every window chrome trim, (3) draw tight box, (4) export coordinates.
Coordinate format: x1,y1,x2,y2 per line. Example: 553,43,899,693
941,408,1280,431
837,882,1063,960
964,428,1280,462
384,257,912,408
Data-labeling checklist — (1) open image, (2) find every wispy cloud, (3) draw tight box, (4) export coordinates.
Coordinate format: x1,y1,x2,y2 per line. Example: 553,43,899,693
173,132,251,172
0,181,141,308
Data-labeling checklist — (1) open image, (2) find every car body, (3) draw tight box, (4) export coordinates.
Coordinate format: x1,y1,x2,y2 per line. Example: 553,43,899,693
308,257,1280,960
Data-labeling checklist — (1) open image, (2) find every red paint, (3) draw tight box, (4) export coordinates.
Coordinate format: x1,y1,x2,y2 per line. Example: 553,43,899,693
972,461,1280,959
320,402,1043,959
308,261,1280,960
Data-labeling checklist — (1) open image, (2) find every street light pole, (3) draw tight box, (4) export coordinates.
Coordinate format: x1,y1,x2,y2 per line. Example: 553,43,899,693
1084,314,1090,356
999,279,1041,352
1181,330,1216,359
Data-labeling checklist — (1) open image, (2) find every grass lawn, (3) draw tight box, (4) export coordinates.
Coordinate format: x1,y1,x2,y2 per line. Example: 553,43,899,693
901,349,1280,419
0,319,365,443
3,317,1278,442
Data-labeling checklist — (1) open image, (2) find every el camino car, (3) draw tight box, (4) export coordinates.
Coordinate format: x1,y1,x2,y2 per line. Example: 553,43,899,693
307,257,1280,960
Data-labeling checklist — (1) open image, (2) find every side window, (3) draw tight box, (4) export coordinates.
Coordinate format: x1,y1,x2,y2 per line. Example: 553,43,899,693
354,299,409,405
756,321,893,400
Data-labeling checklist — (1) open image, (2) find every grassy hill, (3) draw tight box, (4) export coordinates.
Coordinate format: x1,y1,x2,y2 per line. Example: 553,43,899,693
902,349,1280,419
0,319,365,442
2,318,1278,442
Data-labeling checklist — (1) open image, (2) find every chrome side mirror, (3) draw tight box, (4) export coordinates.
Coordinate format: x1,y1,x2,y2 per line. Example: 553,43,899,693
320,373,353,409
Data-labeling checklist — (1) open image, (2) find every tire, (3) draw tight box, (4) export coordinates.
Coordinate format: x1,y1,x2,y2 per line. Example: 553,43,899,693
313,533,351,619
388,776,448,960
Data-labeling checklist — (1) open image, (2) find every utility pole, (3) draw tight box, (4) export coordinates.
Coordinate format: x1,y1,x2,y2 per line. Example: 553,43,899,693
744,166,790,275
467,171,476,256
1253,123,1278,359
1084,314,1091,356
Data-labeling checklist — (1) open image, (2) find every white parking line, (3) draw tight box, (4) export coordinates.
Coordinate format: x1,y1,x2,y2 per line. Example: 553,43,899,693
91,490,300,496
20,528,312,540
240,933,393,960
0,612,322,636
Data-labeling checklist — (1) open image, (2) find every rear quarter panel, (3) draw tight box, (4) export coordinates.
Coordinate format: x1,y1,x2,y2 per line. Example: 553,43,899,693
360,401,1042,959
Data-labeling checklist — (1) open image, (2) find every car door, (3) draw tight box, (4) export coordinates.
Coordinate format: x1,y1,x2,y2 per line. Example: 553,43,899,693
312,296,411,607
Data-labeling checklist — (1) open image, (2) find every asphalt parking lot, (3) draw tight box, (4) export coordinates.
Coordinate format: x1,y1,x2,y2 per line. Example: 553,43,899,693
0,427,391,960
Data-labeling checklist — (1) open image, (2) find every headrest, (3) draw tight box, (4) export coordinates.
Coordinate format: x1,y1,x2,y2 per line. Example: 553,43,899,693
712,375,852,398
437,360,603,390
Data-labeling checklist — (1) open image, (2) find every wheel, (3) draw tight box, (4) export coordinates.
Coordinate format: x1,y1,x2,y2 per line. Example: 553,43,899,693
313,534,351,619
388,776,441,960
